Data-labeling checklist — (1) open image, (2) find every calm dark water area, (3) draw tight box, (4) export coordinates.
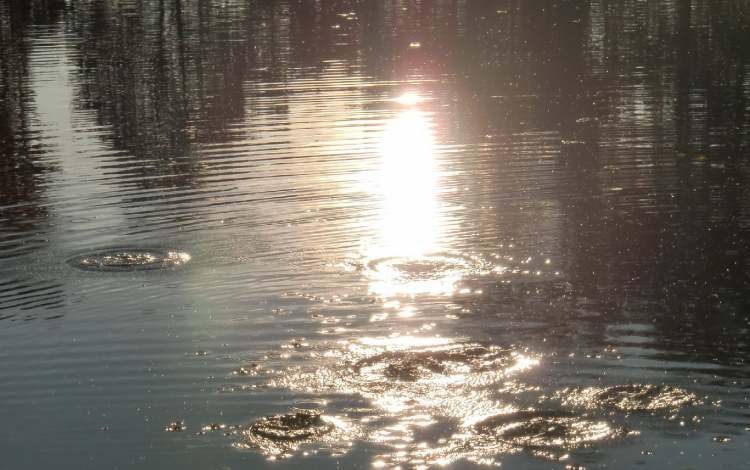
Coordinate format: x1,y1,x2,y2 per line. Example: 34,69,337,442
1,1,750,469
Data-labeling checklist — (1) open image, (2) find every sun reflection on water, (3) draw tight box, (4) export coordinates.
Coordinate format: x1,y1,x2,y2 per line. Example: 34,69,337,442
376,106,440,260
362,96,472,297
393,91,423,106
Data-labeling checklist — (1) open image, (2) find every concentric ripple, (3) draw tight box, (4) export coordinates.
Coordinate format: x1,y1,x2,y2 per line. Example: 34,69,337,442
236,409,355,459
352,344,523,385
365,253,489,296
68,248,191,272
474,410,624,450
554,384,701,413
404,409,629,467
249,410,334,441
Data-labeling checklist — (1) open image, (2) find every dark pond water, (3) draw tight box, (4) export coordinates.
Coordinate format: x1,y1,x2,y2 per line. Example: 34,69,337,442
1,1,749,469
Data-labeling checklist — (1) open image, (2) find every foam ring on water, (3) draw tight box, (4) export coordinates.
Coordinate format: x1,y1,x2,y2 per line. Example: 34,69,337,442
248,410,333,442
366,253,478,280
352,345,508,382
474,410,623,450
68,248,191,272
557,384,700,413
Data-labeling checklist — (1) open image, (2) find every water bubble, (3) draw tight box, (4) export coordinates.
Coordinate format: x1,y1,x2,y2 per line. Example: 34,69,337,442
165,421,186,432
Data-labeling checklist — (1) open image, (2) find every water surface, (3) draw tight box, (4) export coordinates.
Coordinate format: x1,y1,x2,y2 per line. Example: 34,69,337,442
1,1,749,469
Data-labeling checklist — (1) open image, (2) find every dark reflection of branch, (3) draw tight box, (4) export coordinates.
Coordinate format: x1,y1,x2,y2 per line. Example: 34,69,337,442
0,1,67,318
649,1,750,365
0,1,64,259
69,0,267,192
578,0,750,366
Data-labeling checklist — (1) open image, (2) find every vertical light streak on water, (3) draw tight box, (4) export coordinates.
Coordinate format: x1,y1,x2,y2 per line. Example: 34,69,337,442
25,25,126,253
372,106,441,260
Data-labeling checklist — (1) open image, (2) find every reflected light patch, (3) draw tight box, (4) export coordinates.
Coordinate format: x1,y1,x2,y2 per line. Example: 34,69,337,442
393,91,422,106
505,354,540,374
377,109,438,259
364,109,456,296
397,306,417,318
366,255,468,297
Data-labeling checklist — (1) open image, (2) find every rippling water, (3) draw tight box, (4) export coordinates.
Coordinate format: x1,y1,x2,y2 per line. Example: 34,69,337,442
1,1,749,469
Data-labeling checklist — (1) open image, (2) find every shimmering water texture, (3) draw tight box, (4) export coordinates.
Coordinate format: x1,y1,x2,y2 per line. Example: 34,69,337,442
2,1,750,469
212,334,702,466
